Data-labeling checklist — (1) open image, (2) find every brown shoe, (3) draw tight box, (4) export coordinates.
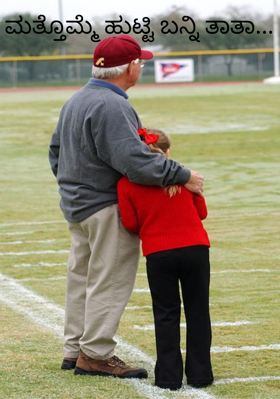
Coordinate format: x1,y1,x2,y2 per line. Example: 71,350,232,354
61,357,78,370
74,350,148,379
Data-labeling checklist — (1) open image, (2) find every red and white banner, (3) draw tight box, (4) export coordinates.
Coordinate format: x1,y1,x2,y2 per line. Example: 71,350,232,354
155,59,194,83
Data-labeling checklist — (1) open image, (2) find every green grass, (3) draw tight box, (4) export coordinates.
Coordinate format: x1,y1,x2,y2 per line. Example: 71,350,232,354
0,83,280,398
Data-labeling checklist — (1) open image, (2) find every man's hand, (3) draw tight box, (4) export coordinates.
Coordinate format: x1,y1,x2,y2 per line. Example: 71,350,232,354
184,170,204,197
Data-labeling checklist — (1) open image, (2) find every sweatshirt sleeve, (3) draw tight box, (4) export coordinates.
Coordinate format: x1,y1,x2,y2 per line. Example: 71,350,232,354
117,178,140,234
94,96,191,187
49,103,66,177
49,126,60,177
193,194,208,220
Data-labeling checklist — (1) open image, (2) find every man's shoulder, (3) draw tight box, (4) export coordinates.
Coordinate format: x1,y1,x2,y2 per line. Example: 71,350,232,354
101,89,131,107
74,83,136,115
65,85,102,105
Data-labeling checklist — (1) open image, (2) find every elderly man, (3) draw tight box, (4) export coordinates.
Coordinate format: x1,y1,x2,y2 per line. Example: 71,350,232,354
49,35,204,379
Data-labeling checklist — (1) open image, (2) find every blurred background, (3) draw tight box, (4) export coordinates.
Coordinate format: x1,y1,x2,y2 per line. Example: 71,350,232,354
0,0,278,87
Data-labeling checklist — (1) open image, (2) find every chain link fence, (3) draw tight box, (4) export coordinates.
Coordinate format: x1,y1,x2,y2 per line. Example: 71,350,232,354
0,49,276,88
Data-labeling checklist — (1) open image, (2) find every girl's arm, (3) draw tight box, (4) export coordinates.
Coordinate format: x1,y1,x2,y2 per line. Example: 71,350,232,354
193,194,208,220
117,179,140,234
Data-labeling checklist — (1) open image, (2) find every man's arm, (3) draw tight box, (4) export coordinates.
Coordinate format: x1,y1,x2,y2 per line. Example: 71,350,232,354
185,170,204,197
95,99,192,187
49,127,60,177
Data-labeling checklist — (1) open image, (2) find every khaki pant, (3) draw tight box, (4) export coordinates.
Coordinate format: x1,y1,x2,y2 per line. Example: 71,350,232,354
64,204,140,360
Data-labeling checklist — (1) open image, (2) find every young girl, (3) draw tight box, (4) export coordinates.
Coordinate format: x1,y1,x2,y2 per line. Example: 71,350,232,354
117,128,214,390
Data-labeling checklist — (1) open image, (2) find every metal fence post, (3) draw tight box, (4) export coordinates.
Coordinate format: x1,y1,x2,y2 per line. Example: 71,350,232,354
76,59,81,82
198,55,203,81
12,61,18,89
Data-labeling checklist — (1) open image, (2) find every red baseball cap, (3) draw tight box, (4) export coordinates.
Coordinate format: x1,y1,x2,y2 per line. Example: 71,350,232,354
93,35,153,68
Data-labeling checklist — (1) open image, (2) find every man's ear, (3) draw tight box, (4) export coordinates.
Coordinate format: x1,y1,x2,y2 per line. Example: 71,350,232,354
126,61,135,75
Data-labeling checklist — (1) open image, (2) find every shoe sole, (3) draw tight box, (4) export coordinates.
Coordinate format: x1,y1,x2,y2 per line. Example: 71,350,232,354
74,366,148,379
61,364,76,370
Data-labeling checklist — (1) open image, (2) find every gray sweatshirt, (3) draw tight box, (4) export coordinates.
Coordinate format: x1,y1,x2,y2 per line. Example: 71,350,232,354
49,79,191,223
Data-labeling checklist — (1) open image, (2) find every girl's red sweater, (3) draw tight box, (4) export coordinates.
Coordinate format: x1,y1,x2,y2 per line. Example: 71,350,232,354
117,176,210,256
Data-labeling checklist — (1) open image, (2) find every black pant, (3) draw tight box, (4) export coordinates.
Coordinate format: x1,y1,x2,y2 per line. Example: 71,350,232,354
146,245,213,389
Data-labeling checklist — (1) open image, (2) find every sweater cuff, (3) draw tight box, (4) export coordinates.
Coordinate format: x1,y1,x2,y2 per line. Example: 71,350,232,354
176,167,191,185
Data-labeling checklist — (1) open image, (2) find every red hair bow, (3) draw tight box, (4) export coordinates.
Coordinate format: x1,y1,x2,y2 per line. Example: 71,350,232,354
137,128,159,145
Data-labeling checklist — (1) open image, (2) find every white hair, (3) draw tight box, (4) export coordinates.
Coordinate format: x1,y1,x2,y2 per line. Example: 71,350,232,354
91,59,141,79
92,63,129,79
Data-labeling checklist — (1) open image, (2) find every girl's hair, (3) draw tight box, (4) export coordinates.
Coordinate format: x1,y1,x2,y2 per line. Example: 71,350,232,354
145,128,181,198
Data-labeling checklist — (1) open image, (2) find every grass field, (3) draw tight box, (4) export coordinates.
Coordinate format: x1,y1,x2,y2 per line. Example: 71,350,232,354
0,82,280,399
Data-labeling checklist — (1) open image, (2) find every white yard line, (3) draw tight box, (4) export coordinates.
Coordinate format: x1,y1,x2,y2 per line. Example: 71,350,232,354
133,288,150,293
0,239,58,245
211,344,280,353
0,231,35,236
18,276,67,282
130,379,216,399
2,273,280,394
0,220,65,227
134,321,256,331
211,321,256,327
179,344,280,354
8,266,280,276
0,249,69,256
0,273,215,399
14,278,151,298
0,273,64,337
214,376,280,384
8,267,280,273
14,262,67,268
15,266,280,274
14,277,154,288
210,211,280,220
212,269,280,274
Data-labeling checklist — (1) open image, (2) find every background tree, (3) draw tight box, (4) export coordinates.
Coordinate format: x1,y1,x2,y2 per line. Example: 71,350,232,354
200,6,270,51
0,13,62,56
0,9,274,57
151,6,206,51
0,13,65,81
150,5,271,53
199,6,270,76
